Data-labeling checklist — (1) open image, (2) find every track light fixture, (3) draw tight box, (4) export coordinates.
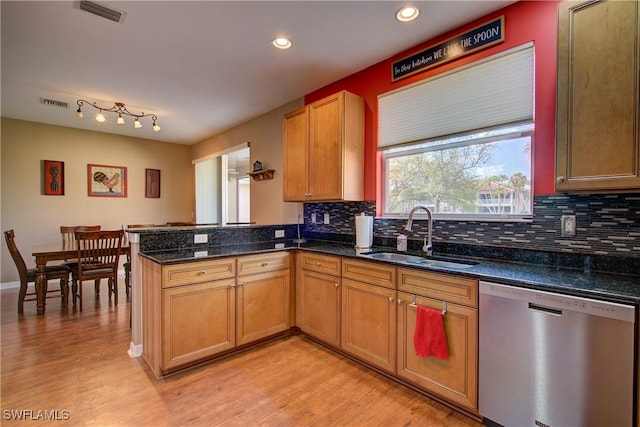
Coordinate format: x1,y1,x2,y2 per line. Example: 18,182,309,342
76,99,161,132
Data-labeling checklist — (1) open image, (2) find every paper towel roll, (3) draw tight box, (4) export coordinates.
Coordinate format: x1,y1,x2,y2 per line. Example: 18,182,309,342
355,214,373,248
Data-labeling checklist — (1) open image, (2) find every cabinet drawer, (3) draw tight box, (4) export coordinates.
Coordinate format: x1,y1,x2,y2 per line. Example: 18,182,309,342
398,268,478,308
162,258,235,288
237,252,290,277
342,259,396,289
299,253,341,276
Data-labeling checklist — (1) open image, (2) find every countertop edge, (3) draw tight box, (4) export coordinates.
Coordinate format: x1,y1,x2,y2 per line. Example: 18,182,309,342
139,241,640,305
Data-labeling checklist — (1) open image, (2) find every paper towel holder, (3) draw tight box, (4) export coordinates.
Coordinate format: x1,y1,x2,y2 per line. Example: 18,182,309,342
355,212,373,249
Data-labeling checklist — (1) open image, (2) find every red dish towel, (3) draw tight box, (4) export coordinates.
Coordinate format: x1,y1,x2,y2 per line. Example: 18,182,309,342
413,305,449,360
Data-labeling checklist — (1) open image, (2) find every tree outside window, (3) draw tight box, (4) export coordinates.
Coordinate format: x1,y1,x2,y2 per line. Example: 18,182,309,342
383,124,533,219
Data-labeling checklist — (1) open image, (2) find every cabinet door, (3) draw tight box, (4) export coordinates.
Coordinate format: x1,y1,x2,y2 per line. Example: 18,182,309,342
236,269,290,345
341,278,396,373
397,291,478,410
283,106,309,201
162,278,236,371
298,269,341,347
309,92,344,200
556,0,640,192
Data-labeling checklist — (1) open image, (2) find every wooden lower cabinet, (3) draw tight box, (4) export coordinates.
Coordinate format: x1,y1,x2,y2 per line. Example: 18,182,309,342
236,268,290,346
162,278,236,370
142,248,480,417
142,257,237,378
297,268,341,347
397,291,478,410
142,253,291,378
341,278,396,373
296,252,342,346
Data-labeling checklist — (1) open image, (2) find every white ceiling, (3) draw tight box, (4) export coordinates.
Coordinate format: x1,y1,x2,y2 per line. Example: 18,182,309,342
1,1,515,145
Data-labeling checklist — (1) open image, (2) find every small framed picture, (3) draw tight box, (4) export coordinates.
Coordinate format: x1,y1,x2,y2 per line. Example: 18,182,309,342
145,169,161,198
43,160,64,196
88,164,127,197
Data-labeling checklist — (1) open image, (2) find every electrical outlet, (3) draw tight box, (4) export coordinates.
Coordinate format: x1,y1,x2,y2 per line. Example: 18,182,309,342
324,213,330,224
561,215,576,237
275,229,285,238
311,213,317,224
194,234,208,244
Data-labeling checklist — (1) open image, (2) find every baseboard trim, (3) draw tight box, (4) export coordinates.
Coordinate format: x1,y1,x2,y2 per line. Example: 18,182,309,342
1,281,20,290
128,342,143,358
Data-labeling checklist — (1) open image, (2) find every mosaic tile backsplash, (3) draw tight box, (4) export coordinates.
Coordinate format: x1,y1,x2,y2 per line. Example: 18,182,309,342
303,194,640,258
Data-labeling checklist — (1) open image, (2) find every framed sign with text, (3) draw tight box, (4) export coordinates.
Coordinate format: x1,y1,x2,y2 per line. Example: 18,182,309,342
392,16,505,82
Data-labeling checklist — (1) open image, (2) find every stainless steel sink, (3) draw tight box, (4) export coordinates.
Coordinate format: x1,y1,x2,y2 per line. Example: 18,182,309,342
362,252,477,269
365,252,426,263
414,258,477,269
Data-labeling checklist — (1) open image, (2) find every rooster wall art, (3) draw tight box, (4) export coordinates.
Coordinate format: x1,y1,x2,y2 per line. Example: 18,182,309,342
88,164,127,197
93,171,120,192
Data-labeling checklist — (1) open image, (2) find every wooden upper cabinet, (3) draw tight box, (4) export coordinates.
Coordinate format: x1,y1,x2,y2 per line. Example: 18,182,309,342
283,91,364,201
556,0,640,192
283,106,309,201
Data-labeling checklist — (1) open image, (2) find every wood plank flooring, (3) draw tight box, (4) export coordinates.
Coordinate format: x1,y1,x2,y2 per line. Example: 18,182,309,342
1,284,482,427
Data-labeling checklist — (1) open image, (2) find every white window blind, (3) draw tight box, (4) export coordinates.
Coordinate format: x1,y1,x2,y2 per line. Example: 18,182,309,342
195,158,219,224
378,43,534,149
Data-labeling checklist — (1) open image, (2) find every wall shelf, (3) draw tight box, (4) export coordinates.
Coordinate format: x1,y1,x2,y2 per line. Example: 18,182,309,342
248,169,275,181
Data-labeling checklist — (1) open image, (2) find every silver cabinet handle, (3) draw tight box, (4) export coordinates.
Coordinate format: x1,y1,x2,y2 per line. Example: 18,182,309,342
397,299,403,305
199,270,206,275
388,297,394,303
316,262,321,267
230,283,236,288
556,176,565,183
334,283,339,288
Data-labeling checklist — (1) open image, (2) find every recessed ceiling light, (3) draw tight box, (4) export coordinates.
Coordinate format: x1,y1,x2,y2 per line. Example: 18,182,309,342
396,5,420,22
272,37,292,49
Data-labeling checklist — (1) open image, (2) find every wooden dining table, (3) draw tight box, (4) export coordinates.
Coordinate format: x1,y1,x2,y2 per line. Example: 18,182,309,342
31,242,130,315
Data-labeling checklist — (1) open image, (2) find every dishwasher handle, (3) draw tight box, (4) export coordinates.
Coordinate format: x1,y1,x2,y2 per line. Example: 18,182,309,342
528,302,562,316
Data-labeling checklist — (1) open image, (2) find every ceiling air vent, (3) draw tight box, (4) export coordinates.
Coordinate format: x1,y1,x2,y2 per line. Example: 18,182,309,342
40,98,68,109
79,0,123,23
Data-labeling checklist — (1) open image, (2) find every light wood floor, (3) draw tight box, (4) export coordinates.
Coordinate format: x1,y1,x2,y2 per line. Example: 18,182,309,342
1,283,482,427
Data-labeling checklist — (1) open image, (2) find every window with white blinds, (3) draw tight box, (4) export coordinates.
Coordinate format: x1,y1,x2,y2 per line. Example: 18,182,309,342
378,43,534,149
379,43,535,220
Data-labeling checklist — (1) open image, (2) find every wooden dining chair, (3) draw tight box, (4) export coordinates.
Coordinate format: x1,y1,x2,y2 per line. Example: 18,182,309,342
60,225,101,247
70,229,124,311
61,225,102,301
4,229,70,315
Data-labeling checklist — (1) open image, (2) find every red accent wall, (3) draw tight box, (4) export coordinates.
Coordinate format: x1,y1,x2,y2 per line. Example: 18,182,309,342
305,1,559,204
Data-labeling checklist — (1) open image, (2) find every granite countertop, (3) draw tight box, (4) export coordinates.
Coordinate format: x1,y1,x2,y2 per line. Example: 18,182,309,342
140,239,640,305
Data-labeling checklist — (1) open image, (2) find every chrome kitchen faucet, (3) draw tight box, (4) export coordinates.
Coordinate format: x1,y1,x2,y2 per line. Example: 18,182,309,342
404,206,433,256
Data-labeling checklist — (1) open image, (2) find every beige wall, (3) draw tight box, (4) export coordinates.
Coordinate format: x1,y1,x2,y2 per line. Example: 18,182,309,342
1,118,193,283
191,98,303,226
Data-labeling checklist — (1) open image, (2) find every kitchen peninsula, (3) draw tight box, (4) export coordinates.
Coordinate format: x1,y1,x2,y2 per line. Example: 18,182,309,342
128,224,640,421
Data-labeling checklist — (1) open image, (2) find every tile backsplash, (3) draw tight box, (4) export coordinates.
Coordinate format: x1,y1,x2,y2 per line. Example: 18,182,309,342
303,193,640,258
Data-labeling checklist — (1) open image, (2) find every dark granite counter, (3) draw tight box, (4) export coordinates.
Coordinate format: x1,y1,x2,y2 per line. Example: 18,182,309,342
140,239,640,305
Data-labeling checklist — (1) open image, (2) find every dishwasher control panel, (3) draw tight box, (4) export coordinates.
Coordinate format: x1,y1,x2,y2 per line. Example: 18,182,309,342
479,281,635,322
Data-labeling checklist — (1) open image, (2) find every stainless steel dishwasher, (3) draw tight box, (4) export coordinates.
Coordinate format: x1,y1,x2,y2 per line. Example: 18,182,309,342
479,281,636,427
